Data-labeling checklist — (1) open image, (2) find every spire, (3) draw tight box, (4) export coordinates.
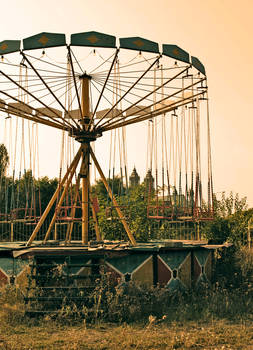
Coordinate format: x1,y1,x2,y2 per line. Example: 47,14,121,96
144,169,154,190
129,167,140,187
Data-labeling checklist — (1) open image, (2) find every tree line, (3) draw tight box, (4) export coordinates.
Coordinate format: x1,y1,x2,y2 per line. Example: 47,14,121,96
0,143,251,246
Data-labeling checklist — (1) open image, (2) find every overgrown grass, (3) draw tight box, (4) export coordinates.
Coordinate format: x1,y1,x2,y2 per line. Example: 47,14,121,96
0,248,252,349
0,313,252,349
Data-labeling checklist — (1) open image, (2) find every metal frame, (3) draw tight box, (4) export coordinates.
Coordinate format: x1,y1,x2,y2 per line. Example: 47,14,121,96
0,39,212,246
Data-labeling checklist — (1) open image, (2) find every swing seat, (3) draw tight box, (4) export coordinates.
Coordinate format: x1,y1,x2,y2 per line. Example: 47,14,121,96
147,204,174,220
10,208,37,221
25,216,41,225
194,207,214,221
176,206,193,221
58,216,82,222
55,205,82,222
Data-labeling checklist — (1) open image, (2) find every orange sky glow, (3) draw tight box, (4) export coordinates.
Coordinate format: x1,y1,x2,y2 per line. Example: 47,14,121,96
0,0,253,206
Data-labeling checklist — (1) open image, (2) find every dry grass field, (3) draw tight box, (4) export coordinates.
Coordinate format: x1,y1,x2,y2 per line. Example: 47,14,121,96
0,318,253,349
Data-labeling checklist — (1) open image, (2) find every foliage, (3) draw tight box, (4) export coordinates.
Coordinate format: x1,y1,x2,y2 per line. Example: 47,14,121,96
0,143,9,178
0,253,253,326
92,180,158,241
36,176,58,212
1,155,252,247
213,191,248,218
92,176,125,201
205,217,231,244
0,171,58,215
0,172,58,241
0,285,24,325
205,192,252,246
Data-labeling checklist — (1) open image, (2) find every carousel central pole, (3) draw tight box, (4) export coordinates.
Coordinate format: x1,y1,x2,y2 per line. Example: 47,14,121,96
80,74,91,244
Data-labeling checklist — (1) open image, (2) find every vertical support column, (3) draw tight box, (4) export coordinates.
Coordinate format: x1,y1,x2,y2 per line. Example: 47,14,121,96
81,143,90,244
10,222,14,242
80,74,91,244
81,75,90,122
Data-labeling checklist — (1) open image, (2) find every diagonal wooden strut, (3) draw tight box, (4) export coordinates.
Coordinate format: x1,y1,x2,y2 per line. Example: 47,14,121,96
26,147,82,246
90,147,137,246
64,176,101,244
43,149,82,244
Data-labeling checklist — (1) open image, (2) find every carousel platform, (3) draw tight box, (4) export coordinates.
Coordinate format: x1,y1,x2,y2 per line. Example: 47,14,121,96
0,240,231,315
0,239,231,288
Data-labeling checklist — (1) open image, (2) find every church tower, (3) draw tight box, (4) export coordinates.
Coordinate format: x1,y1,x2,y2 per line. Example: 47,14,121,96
129,167,140,187
144,169,154,190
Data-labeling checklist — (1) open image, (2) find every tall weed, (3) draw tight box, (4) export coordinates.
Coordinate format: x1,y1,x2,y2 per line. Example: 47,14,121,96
0,247,252,326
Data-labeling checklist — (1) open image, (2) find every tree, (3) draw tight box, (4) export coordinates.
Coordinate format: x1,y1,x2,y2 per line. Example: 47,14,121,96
92,180,158,242
205,192,250,246
91,176,125,202
36,176,58,212
0,144,10,215
0,144,9,178
213,191,248,218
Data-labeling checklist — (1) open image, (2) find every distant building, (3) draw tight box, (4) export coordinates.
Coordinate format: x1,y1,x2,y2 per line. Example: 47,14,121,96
129,167,140,187
144,169,154,190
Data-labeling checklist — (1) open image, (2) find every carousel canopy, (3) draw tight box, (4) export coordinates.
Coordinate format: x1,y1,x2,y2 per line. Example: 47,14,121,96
71,31,116,48
119,37,159,53
23,32,66,51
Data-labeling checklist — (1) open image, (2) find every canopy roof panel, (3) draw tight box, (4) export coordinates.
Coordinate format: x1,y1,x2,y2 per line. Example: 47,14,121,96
0,40,20,55
119,37,159,53
162,44,190,64
71,31,116,48
191,56,206,75
23,32,66,51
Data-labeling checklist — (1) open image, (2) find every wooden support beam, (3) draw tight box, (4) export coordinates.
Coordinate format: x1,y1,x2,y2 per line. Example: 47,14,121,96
26,147,82,246
81,144,89,244
43,150,82,244
10,222,14,242
90,147,136,246
80,75,91,244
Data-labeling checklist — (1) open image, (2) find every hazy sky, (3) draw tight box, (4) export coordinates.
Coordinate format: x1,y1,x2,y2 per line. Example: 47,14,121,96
0,0,253,205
